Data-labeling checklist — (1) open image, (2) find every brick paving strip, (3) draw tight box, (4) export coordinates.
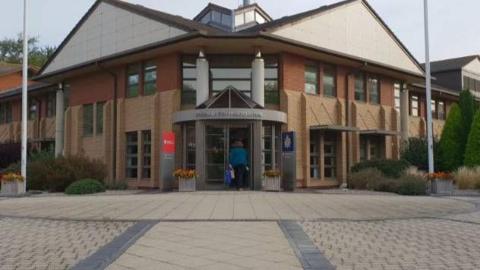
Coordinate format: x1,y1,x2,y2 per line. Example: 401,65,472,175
278,220,335,270
71,221,158,270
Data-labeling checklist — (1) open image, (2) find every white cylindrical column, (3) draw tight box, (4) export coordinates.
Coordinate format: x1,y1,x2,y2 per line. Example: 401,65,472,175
196,51,209,107
252,51,265,107
400,84,409,144
55,83,65,157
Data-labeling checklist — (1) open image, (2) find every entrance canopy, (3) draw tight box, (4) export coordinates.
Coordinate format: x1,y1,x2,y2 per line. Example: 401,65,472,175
173,87,287,123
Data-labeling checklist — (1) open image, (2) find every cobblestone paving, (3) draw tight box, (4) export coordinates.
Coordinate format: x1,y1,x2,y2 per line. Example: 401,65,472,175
0,192,474,221
107,222,302,270
0,217,133,270
301,217,480,270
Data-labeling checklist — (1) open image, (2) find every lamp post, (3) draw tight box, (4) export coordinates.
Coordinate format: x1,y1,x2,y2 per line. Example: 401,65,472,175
424,0,434,174
21,0,28,193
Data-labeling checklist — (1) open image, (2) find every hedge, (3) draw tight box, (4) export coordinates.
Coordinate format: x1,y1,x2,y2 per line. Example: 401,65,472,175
438,104,464,171
351,159,410,179
464,111,480,167
65,179,106,195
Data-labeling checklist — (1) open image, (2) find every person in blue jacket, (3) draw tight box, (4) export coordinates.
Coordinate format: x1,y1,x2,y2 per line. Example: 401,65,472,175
229,140,248,190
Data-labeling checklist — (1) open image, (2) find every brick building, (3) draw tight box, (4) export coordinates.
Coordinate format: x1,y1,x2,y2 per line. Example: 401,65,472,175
0,0,470,190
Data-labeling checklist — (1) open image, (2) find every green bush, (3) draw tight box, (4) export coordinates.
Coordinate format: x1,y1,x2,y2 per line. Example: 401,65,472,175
459,90,477,147
65,179,106,195
438,104,464,171
464,111,480,167
351,159,410,179
402,137,441,171
27,155,107,192
348,168,385,190
395,175,427,195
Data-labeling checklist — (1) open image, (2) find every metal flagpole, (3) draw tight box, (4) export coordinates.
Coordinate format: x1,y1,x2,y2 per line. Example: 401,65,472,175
424,0,434,174
21,0,28,193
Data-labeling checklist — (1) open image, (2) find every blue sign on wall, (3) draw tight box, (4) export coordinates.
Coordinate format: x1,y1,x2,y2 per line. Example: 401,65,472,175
282,131,295,153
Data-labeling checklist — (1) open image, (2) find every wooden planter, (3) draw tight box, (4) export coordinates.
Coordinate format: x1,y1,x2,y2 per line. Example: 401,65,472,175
430,179,454,195
1,180,25,195
178,177,196,192
263,176,281,192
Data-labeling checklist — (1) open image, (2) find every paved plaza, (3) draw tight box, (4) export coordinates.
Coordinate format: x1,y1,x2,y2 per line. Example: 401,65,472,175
0,192,479,270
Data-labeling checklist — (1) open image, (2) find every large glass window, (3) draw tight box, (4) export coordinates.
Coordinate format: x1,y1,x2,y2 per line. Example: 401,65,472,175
142,130,151,179
410,95,419,117
28,99,39,120
262,125,280,172
354,73,366,102
394,83,401,112
368,76,380,104
83,104,94,136
323,65,336,97
305,65,318,95
47,93,56,118
127,64,140,98
96,102,104,135
210,56,252,97
438,101,445,120
310,131,320,179
184,124,196,169
126,132,138,178
0,102,12,124
265,57,279,104
324,133,337,179
182,56,197,105
143,61,157,96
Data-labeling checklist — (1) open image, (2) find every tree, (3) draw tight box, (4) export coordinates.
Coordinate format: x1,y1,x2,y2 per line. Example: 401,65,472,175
459,90,477,148
438,104,464,171
464,111,480,167
401,137,441,171
0,33,55,68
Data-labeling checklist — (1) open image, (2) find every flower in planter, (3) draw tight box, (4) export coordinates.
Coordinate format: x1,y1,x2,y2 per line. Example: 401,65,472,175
173,169,198,179
1,173,24,182
427,172,453,180
263,170,281,178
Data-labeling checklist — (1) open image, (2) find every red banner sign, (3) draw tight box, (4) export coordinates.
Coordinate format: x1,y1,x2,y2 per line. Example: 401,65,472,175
162,132,175,154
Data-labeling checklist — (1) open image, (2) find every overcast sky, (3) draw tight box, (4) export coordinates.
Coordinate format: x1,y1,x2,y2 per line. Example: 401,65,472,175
1,0,479,63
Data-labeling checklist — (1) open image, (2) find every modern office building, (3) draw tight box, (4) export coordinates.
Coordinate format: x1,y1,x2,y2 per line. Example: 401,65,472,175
0,0,465,190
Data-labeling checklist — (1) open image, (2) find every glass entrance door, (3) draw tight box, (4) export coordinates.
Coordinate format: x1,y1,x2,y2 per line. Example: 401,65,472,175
205,123,253,188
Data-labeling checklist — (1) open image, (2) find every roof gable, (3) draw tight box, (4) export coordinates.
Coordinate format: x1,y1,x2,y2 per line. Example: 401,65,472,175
197,87,263,109
463,56,480,75
40,0,193,76
266,0,423,75
428,55,479,73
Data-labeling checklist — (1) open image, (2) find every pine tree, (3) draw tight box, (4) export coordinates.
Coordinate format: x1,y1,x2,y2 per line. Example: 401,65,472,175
438,104,464,171
464,111,480,167
459,90,477,147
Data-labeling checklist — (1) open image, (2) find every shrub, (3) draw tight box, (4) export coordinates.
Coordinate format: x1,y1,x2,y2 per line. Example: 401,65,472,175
438,104,464,171
402,137,441,171
454,167,480,190
65,179,106,195
396,175,427,195
351,159,410,179
464,111,480,167
348,168,385,190
459,90,477,148
27,155,107,192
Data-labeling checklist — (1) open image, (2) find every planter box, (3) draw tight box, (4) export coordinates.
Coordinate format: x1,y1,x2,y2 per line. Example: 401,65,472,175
430,179,454,195
263,176,281,192
1,180,25,195
178,178,196,192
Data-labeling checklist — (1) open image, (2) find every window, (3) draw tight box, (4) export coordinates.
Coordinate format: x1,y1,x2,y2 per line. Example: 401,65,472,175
368,76,380,104
96,102,104,134
83,104,94,136
46,93,56,118
431,100,437,119
310,131,320,179
182,56,197,105
410,95,419,117
28,99,39,120
142,130,152,179
265,56,279,104
394,83,401,112
323,65,336,97
305,65,318,95
143,61,157,95
324,133,337,179
360,136,384,161
210,55,253,97
438,101,445,120
262,125,280,172
127,64,140,98
126,132,138,178
184,124,196,169
360,137,368,161
0,102,12,124
354,73,366,101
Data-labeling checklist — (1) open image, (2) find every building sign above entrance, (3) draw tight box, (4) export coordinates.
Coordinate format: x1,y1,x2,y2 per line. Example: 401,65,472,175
172,109,287,123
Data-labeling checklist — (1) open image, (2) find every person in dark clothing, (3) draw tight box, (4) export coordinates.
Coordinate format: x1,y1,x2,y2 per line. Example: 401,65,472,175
229,140,248,190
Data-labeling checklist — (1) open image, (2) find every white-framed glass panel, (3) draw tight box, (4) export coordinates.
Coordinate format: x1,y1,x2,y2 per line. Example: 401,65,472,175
394,83,401,112
126,132,138,178
143,61,157,95
354,73,366,101
305,65,318,95
368,76,380,104
310,131,320,179
127,64,140,98
411,95,419,117
323,65,336,97
182,56,197,105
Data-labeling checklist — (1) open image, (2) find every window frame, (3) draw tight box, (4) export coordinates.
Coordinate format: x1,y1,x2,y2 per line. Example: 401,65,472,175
126,132,139,179
46,93,56,118
82,104,94,137
367,76,380,105
142,130,152,179
143,61,157,96
410,94,419,117
394,83,401,112
322,64,337,97
354,73,366,102
305,64,319,95
96,102,105,135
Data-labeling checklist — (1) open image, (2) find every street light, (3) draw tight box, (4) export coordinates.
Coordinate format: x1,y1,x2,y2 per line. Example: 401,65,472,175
21,0,28,193
424,0,434,174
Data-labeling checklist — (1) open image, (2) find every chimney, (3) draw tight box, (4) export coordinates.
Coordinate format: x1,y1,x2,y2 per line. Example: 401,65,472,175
243,0,251,6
